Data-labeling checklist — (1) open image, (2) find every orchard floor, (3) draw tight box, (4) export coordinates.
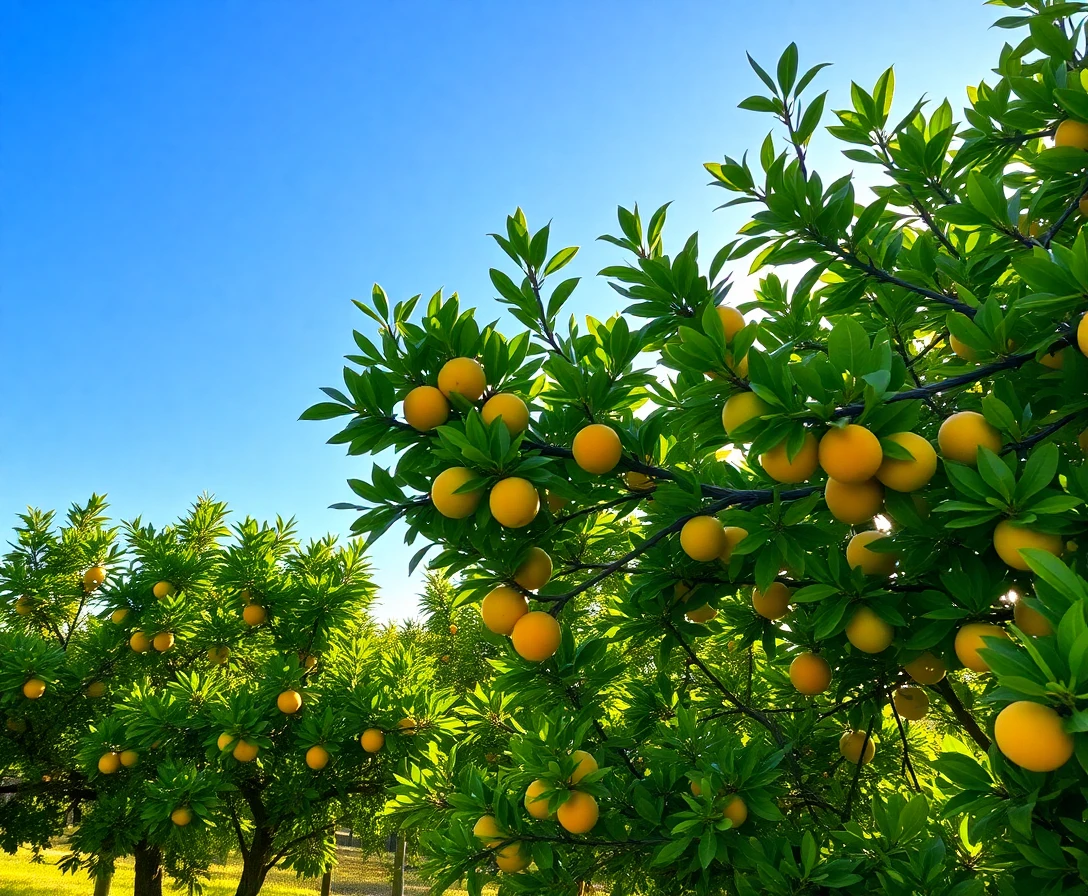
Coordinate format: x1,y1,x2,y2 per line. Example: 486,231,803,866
0,843,493,895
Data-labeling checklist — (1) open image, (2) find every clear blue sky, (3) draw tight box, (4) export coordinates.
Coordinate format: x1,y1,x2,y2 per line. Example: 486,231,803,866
1,1,1005,619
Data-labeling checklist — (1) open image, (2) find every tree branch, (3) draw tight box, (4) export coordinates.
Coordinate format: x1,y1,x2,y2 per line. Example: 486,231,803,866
931,679,990,752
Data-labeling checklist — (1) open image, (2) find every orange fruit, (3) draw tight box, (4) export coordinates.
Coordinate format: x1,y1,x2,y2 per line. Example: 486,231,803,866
514,547,552,591
824,478,884,525
716,306,746,341
489,477,540,528
473,815,503,847
152,632,175,652
719,526,749,564
846,531,897,576
525,779,552,819
845,606,894,653
22,679,45,699
437,357,486,401
685,604,718,623
481,393,530,436
789,652,832,695
1014,600,1054,637
993,520,1062,570
875,432,937,492
119,749,139,768
994,701,1074,772
839,730,877,765
722,392,769,438
572,424,623,474
171,807,193,827
510,611,562,661
680,515,726,561
760,431,818,483
892,687,929,721
623,470,655,491
938,411,1001,466
403,385,450,431
152,581,176,600
277,690,303,714
1055,118,1088,150
110,608,129,624
557,791,599,834
85,681,106,698
954,622,1010,673
398,717,418,734
569,750,598,784
481,585,529,635
98,752,121,775
360,728,385,753
904,652,946,685
948,333,978,361
233,739,259,762
431,467,484,519
752,582,791,620
723,795,747,829
495,843,531,873
83,566,107,591
130,631,151,653
14,597,32,616
216,733,234,752
818,425,883,484
242,604,267,626
305,745,330,770
208,646,231,665
1079,312,1088,358
1040,349,1067,370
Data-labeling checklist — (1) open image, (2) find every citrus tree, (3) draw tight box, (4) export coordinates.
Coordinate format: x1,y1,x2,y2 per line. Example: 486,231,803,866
306,1,1088,893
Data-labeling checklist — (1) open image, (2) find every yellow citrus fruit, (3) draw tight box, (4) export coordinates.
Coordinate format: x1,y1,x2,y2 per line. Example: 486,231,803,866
305,745,330,770
217,733,234,752
557,791,599,834
1056,118,1088,150
948,333,978,361
824,478,884,525
482,393,530,436
495,843,531,873
623,470,655,491
845,606,894,654
119,749,139,768
546,492,568,513
525,780,552,819
98,752,121,775
514,548,553,591
955,622,1010,673
1081,197,1088,218
993,520,1062,570
489,477,540,528
938,411,1002,466
86,681,106,698
243,604,267,626
360,728,385,753
722,392,769,438
448,625,457,635
680,515,726,561
818,425,883,484
994,701,1074,772
1040,348,1067,370
403,385,450,431
473,815,503,847
171,807,192,827
398,717,418,734
511,611,562,662
437,357,486,402
152,581,176,600
685,604,718,623
752,582,791,620
1079,313,1088,358
723,795,747,829
130,631,151,653
789,652,831,695
726,351,749,379
481,586,529,635
431,467,484,520
904,652,946,685
233,739,259,762
277,690,303,714
83,566,107,591
760,431,818,483
717,306,746,341
892,687,929,721
846,531,897,576
875,432,938,492
110,608,129,625
570,750,598,784
152,632,175,652
719,526,749,564
22,679,46,699
572,424,623,474
208,646,230,665
839,730,877,765
14,597,32,616
1014,599,1054,637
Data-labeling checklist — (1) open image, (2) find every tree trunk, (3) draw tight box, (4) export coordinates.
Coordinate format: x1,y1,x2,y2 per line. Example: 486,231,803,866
132,841,163,896
320,869,332,896
233,827,273,896
92,868,113,896
391,834,406,896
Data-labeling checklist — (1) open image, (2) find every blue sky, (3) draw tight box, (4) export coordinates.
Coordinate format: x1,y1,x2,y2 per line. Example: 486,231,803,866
1,1,1007,619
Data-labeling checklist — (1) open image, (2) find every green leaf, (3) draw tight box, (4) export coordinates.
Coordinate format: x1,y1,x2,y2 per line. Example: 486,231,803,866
827,317,872,375
777,43,798,96
1016,443,1059,503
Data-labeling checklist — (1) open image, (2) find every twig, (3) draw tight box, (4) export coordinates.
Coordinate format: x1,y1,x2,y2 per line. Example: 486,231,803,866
1001,413,1077,456
1042,173,1088,248
840,715,875,822
888,684,922,792
931,679,990,751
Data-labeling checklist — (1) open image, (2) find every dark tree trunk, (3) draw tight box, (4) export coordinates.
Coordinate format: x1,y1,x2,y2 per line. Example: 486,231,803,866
233,826,273,896
92,868,113,896
391,834,406,896
133,840,163,896
320,869,332,896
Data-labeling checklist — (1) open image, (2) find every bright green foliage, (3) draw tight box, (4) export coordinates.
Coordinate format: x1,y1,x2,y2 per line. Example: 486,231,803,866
308,3,1088,894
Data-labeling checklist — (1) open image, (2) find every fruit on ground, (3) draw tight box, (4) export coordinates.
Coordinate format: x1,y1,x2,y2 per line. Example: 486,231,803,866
845,607,894,653
892,687,929,721
511,611,562,661
431,467,484,519
481,586,529,635
717,305,746,341
840,730,877,765
110,608,129,624
85,681,106,698
680,515,726,561
130,631,151,653
208,646,230,665
98,752,121,775
818,424,883,484
403,385,449,431
242,604,267,626
473,815,503,847
233,739,259,762
1014,599,1054,637
722,392,769,438
789,652,831,695
760,431,818,483
22,679,46,699
481,393,529,435
570,750,598,784
495,843,531,873
824,478,884,525
719,526,749,564
489,477,540,528
277,690,303,714
514,547,552,591
119,749,139,768
557,791,599,834
15,597,32,615
685,604,718,623
360,728,385,753
904,652,946,685
623,470,655,491
306,745,330,770
723,795,747,829
1055,118,1088,150
846,531,897,575
525,780,552,819
1079,312,1088,358
938,411,1001,466
949,333,978,361
437,357,486,401
572,424,622,474
152,632,175,652
171,807,192,827
994,701,1074,772
83,566,107,591
955,622,1010,673
153,581,176,600
876,432,938,492
993,520,1062,570
217,733,234,752
752,582,791,620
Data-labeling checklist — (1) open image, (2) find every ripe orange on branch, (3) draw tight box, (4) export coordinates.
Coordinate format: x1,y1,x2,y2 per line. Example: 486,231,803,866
818,424,883,484
431,467,484,519
824,478,884,525
760,431,818,483
489,477,539,528
846,531,897,576
954,622,1010,673
513,547,552,591
510,611,561,661
789,652,831,695
752,582,791,620
481,585,529,635
680,515,726,561
481,393,529,435
557,791,599,834
992,520,1062,570
437,357,486,401
994,701,1073,772
938,411,1001,466
875,432,937,492
572,423,622,474
403,385,450,431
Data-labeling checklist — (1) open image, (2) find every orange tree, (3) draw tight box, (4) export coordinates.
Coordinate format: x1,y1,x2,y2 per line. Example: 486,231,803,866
306,2,1088,893
0,496,460,896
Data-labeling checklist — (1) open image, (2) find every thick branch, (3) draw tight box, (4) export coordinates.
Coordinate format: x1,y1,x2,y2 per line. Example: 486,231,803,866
931,679,990,752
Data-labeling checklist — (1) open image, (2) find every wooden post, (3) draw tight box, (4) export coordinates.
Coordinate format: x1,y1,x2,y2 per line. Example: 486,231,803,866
92,869,113,896
391,834,406,896
320,869,332,896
